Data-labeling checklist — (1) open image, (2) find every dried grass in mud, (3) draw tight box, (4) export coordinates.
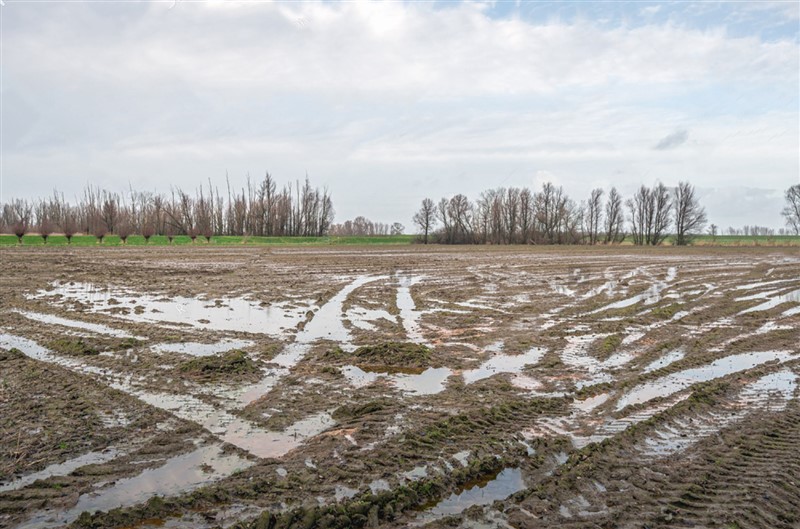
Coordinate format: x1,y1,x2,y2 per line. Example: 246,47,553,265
0,245,798,529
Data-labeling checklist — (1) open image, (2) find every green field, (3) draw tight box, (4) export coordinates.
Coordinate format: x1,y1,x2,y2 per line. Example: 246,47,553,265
0,234,416,247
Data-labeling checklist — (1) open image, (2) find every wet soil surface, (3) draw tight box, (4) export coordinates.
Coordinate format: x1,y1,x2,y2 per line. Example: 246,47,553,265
0,245,798,528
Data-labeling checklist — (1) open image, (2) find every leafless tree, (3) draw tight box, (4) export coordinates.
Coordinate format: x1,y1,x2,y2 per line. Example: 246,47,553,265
39,219,54,244
94,223,108,245
604,187,624,243
673,181,707,245
117,222,133,244
142,224,155,244
164,224,175,244
12,221,27,244
628,183,672,246
782,184,800,235
585,188,603,245
412,198,436,244
63,214,78,244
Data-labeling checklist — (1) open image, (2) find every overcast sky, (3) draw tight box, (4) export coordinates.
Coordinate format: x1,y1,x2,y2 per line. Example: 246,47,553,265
2,1,798,229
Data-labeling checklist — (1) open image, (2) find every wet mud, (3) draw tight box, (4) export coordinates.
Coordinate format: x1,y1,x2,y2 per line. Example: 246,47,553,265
0,245,798,528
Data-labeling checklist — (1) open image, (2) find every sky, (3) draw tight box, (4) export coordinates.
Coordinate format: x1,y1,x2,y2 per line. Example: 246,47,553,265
1,0,798,230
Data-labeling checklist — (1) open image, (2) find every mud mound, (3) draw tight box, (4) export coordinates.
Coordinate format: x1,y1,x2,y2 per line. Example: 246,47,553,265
178,350,261,381
352,342,433,368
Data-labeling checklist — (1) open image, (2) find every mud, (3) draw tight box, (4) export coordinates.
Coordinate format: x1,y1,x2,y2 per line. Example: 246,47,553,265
1,245,798,528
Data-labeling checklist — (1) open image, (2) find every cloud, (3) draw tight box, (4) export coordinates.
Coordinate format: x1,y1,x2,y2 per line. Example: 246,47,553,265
1,1,797,228
653,129,690,150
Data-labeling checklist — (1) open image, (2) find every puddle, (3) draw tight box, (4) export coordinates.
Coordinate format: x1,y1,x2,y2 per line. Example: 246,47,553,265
152,339,255,357
396,275,426,343
572,393,609,413
342,365,453,396
0,332,335,459
643,349,686,373
0,449,122,493
416,468,525,522
369,479,390,493
402,465,428,482
334,484,359,501
462,347,547,385
346,306,396,331
12,310,144,340
639,370,798,458
32,282,310,336
17,443,252,529
738,289,800,315
616,351,798,410
587,267,677,314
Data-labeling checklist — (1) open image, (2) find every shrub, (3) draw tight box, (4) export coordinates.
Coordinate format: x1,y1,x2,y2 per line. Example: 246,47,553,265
142,224,155,244
117,223,133,244
39,219,54,244
94,224,108,244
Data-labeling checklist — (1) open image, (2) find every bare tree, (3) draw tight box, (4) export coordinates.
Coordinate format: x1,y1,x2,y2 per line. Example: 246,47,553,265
673,181,707,245
142,224,155,244
585,188,604,245
604,187,624,243
117,222,133,245
412,198,436,244
63,215,78,244
94,223,107,245
12,221,27,244
39,219,54,244
782,184,800,235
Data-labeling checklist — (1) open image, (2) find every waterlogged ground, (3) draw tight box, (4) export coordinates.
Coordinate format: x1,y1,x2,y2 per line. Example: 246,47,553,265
0,245,798,529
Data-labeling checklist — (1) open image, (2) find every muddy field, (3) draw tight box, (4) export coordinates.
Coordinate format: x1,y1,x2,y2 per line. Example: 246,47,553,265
1,245,798,529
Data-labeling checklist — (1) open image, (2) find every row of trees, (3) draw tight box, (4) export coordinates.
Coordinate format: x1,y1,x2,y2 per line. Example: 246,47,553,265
329,217,404,237
0,174,335,241
413,181,708,245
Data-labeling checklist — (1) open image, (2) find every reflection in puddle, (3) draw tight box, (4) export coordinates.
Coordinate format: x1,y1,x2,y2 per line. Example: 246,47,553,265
643,349,685,373
397,276,426,343
0,449,122,493
588,267,677,314
342,365,452,396
32,282,310,336
738,289,800,315
12,310,143,340
0,332,335,459
417,468,525,522
346,306,397,331
152,339,254,357
18,443,252,529
616,351,798,410
462,347,546,385
639,370,798,458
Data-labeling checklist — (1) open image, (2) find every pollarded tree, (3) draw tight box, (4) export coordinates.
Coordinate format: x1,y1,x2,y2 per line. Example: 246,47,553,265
673,181,707,245
413,198,437,244
782,184,800,235
39,219,54,244
12,221,27,244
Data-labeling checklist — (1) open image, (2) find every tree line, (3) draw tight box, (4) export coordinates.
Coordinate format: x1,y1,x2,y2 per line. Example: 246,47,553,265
0,173,334,242
413,181,710,246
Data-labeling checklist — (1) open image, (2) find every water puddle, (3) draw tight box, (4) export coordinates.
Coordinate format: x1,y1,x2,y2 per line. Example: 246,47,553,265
0,332,335,459
587,267,677,314
397,275,426,343
738,289,800,315
416,468,525,523
341,365,452,396
17,443,252,529
152,339,254,357
643,349,686,373
639,370,798,458
12,310,144,340
334,484,359,501
616,351,798,410
32,282,310,336
345,306,397,331
462,347,547,385
0,449,122,493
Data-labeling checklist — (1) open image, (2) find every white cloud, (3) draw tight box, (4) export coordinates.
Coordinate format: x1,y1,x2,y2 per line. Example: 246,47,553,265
1,1,797,227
